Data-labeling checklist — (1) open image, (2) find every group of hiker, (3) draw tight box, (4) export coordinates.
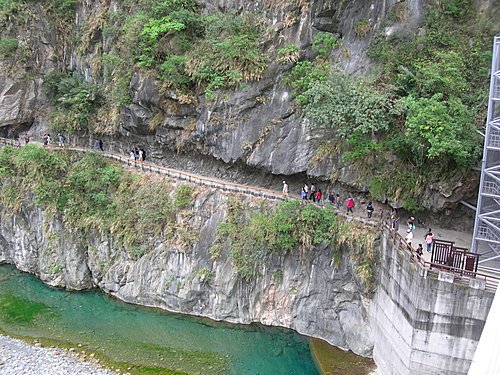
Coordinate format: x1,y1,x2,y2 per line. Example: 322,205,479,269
40,133,67,147
9,132,151,163
281,181,362,216
129,146,146,162
395,210,434,258
283,180,435,259
3,129,438,261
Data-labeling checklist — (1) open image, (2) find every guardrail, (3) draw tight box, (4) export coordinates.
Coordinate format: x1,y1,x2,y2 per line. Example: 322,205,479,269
385,223,500,290
3,137,497,289
0,137,380,228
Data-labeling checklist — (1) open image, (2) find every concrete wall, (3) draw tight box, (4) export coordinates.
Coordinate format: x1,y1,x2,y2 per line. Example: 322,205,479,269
468,283,500,374
371,229,495,375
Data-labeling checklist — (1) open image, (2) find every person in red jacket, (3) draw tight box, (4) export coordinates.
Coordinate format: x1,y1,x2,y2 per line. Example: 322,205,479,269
315,189,322,204
346,195,355,214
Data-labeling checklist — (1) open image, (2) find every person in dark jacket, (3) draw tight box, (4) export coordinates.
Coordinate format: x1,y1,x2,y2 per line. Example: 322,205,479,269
366,201,374,218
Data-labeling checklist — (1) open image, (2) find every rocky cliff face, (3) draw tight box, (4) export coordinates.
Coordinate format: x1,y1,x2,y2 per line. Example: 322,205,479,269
0,188,375,356
0,0,485,216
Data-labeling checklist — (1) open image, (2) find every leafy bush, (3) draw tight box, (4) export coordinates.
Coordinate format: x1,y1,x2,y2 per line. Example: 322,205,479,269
50,0,78,15
397,51,468,99
0,146,199,257
213,200,341,279
441,0,472,20
284,60,330,105
159,55,190,89
353,18,372,37
185,13,268,98
402,94,480,168
43,71,100,133
277,44,299,64
301,74,394,140
174,184,194,209
0,37,18,60
311,32,339,57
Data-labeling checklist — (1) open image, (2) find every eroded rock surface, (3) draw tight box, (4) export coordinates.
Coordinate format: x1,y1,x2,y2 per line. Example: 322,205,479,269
0,189,374,356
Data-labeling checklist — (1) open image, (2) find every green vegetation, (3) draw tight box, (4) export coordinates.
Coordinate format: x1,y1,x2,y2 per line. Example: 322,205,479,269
277,44,299,64
286,0,494,208
353,18,372,37
211,198,376,285
0,0,77,28
184,13,268,98
0,146,196,257
311,32,340,58
133,4,268,95
189,267,214,283
34,0,270,132
0,295,53,324
0,37,18,60
43,72,101,133
402,94,479,168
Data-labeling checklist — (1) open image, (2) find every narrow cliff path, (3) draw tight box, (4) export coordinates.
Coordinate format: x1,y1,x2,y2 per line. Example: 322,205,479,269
1,137,498,287
0,137,379,227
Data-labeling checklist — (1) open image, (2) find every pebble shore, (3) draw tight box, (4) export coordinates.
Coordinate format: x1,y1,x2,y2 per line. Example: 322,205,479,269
0,335,118,375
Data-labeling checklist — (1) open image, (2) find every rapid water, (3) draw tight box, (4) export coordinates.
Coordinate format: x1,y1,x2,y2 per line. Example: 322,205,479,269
0,265,319,374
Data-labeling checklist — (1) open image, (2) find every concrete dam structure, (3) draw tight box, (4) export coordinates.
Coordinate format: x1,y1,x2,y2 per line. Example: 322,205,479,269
371,228,496,375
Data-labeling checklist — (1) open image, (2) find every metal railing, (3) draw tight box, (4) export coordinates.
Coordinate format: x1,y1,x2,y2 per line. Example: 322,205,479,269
0,137,380,227
385,223,500,290
3,137,498,289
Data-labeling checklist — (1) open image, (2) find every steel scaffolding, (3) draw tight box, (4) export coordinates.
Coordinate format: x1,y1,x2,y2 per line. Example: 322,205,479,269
472,36,500,271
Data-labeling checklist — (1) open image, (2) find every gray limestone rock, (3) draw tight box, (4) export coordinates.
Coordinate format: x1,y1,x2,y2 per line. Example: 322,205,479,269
0,190,374,356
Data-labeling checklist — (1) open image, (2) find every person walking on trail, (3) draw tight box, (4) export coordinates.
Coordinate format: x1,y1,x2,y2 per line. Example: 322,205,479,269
94,139,103,151
366,201,374,218
24,134,30,145
130,150,136,161
310,184,316,202
43,134,50,146
140,148,146,162
315,189,322,204
336,193,341,209
390,209,398,230
58,133,66,147
424,228,434,253
346,195,355,214
282,181,289,198
416,244,424,259
301,187,307,200
327,191,334,204
303,184,309,200
407,216,416,231
406,229,414,246
138,149,144,162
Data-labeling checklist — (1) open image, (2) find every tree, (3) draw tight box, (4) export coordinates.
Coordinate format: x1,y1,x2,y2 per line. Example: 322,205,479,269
402,94,480,168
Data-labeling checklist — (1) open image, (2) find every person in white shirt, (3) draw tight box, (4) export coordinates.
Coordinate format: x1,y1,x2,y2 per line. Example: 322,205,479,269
406,229,414,246
282,181,289,198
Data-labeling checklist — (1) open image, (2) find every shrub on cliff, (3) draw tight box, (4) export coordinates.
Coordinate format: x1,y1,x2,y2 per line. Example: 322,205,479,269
43,72,101,133
211,199,375,281
0,146,197,257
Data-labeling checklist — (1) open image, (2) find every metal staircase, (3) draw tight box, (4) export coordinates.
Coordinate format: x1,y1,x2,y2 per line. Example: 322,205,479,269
472,36,500,272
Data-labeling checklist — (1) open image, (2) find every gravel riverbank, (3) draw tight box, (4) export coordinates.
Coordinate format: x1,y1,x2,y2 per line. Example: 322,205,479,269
0,335,117,375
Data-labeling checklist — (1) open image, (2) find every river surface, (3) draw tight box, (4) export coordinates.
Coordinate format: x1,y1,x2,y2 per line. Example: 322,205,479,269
0,265,320,374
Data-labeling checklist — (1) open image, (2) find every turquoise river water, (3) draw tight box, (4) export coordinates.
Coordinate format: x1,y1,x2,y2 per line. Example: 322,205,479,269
0,265,320,374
